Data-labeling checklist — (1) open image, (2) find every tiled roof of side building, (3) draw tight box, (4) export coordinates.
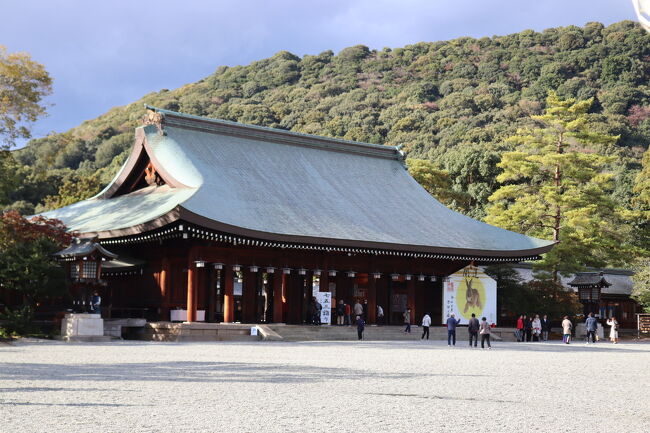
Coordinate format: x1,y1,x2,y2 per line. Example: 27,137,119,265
41,108,556,258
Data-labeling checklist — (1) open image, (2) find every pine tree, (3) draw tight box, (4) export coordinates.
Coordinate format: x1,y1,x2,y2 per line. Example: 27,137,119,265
485,92,633,280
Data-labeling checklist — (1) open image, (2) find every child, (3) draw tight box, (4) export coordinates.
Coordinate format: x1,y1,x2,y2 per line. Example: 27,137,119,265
356,315,365,340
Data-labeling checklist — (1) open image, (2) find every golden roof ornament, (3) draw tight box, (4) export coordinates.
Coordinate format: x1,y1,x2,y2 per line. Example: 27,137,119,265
142,108,165,135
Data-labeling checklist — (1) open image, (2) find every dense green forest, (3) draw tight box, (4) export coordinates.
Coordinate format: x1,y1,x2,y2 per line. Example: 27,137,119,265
3,21,649,251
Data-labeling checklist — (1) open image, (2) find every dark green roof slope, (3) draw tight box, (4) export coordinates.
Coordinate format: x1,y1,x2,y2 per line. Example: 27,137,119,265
43,108,555,258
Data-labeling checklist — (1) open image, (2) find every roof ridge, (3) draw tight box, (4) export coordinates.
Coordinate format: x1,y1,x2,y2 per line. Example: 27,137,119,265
144,105,403,161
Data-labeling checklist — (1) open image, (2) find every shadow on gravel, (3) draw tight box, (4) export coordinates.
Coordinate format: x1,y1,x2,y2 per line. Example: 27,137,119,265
0,401,148,407
366,392,515,404
0,360,491,384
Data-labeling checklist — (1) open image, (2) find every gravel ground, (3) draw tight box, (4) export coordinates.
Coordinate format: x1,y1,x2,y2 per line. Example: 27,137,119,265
1,339,649,433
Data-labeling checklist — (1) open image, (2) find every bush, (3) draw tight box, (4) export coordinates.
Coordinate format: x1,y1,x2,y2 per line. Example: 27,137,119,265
0,306,38,337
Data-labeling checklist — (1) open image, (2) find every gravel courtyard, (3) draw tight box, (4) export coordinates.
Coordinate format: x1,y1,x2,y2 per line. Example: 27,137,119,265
1,339,649,433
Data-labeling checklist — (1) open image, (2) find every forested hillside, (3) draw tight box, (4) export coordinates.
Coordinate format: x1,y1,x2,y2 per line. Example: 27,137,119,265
3,21,649,224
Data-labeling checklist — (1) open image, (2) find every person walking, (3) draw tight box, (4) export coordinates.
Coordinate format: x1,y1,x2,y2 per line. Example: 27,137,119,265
516,315,524,342
356,315,365,340
468,313,480,347
403,308,412,333
585,312,598,344
421,313,431,340
524,315,533,342
446,313,461,346
344,302,351,326
562,316,573,344
606,317,619,344
336,300,345,326
377,305,384,326
541,314,551,341
532,314,542,342
306,299,316,325
479,317,491,349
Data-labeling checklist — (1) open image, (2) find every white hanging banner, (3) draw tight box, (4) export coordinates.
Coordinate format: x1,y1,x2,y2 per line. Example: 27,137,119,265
316,292,332,325
442,265,497,325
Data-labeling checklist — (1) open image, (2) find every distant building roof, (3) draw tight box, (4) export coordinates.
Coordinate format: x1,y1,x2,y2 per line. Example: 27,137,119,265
513,265,630,295
568,272,612,287
41,108,555,259
53,237,118,261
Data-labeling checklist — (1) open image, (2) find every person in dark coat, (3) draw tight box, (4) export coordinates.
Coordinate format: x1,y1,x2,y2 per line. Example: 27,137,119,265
446,313,461,346
585,312,598,344
356,315,365,340
313,297,322,326
541,314,551,341
468,313,480,347
362,299,369,321
524,316,533,342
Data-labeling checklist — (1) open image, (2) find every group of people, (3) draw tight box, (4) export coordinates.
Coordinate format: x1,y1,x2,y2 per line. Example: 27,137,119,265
334,299,371,326
515,314,551,342
403,309,493,348
560,312,620,344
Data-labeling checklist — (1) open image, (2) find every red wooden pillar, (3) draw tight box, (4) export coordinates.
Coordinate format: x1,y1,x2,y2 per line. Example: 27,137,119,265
367,275,377,324
407,278,416,324
223,267,234,323
160,257,170,321
186,250,198,322
273,271,283,323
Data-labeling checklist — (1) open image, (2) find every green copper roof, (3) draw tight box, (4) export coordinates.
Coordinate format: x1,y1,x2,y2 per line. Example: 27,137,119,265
41,108,554,257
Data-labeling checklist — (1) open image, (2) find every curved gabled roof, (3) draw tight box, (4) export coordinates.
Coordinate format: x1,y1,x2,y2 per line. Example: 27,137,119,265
42,108,555,258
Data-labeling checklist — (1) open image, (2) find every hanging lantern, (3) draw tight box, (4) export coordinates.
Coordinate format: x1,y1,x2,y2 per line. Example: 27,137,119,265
405,274,412,281
347,271,356,278
266,267,275,274
430,275,437,282
212,263,224,270
329,270,337,277
391,273,400,281
249,265,259,273
313,269,322,276
194,260,205,268
418,274,425,281
298,268,307,275
283,268,291,275
232,264,241,272
372,272,382,279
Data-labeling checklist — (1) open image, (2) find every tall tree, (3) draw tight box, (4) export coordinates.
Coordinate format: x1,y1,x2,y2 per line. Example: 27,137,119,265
0,45,52,148
485,92,632,280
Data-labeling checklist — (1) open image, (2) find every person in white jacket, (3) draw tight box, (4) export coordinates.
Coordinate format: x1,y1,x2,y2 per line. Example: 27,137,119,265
421,313,432,340
532,314,542,341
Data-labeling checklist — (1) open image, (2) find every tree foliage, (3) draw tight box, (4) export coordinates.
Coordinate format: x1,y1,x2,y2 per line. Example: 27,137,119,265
486,92,636,277
0,45,52,148
631,258,650,313
0,211,71,307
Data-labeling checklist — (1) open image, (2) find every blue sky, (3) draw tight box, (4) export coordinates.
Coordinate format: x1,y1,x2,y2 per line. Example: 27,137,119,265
0,0,637,145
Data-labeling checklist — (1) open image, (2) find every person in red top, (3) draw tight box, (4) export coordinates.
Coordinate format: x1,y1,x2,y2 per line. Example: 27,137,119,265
516,315,524,342
344,302,351,326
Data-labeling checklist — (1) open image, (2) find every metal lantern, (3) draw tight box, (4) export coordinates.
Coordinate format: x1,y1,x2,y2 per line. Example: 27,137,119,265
194,260,205,268
212,262,224,270
232,264,241,272
266,267,275,274
313,269,322,276
418,274,425,282
283,268,291,275
347,271,356,278
249,265,259,273
298,268,307,275
430,275,437,282
391,273,400,281
372,272,382,279
328,270,337,277
405,274,412,281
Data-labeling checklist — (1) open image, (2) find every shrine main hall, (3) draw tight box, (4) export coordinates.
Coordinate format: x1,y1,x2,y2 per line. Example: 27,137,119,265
43,107,553,326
